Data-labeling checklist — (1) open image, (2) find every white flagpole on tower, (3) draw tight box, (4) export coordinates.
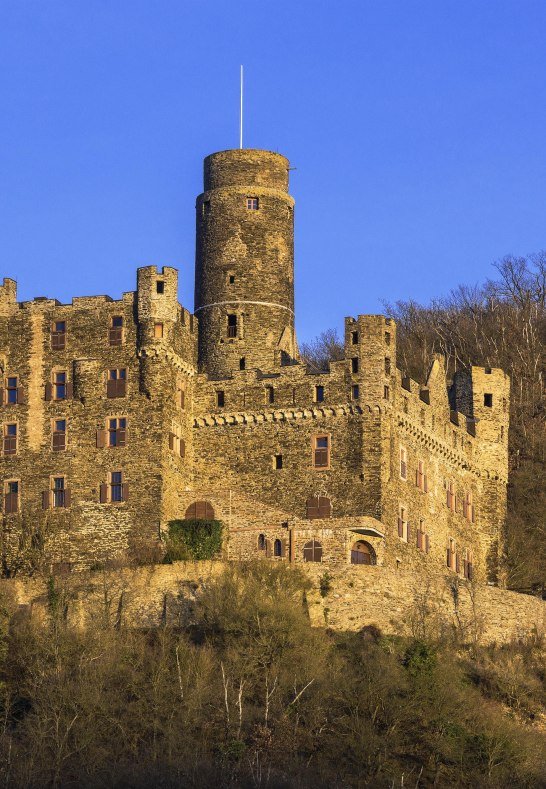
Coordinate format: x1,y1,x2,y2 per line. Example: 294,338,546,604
239,65,243,149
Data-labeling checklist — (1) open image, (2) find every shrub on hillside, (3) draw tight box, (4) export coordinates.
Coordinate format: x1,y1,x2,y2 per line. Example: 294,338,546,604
163,518,223,562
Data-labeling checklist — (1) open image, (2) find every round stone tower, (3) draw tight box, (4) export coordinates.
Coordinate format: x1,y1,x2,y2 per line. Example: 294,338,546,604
195,149,297,377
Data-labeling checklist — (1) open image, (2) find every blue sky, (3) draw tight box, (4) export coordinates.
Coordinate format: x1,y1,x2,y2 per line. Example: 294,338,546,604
0,1,544,343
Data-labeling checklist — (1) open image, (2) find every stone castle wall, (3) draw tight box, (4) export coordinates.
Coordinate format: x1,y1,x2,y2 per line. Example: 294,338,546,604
3,561,543,645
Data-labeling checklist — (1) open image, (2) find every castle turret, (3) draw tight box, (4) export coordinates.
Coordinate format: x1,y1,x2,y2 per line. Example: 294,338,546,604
195,149,297,377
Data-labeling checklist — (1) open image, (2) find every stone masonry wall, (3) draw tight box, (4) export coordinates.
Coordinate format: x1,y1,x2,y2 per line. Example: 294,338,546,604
3,561,543,646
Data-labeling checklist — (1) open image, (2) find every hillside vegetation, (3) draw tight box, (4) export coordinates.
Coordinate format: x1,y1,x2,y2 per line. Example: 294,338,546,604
302,253,546,592
0,563,544,788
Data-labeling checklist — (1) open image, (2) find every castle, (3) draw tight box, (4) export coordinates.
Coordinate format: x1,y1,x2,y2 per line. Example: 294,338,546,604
0,149,510,583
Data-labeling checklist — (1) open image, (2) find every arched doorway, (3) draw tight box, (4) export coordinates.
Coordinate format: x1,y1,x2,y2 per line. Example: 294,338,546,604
303,540,323,562
351,541,375,565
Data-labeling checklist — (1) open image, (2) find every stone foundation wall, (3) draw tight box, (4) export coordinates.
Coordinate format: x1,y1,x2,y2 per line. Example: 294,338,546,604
3,561,543,645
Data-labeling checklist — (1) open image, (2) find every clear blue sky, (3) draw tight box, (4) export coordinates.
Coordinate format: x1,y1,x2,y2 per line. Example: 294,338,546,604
1,1,544,343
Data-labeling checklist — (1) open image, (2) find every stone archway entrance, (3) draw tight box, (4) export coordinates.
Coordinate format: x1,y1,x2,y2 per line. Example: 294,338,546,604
350,540,376,565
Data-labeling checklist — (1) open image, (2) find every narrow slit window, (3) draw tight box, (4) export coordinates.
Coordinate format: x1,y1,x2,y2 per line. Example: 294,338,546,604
351,331,359,344
217,390,225,408
274,454,283,470
266,386,274,404
352,384,359,400
315,385,324,403
239,357,246,371
351,357,359,374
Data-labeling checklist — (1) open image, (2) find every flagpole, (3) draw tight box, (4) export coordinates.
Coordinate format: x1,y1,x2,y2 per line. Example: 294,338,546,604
239,65,243,149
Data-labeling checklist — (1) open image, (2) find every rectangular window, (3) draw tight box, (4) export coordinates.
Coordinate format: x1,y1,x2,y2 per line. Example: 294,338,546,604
399,447,407,480
463,490,474,522
52,419,66,451
51,321,66,350
202,200,210,218
156,280,165,294
384,357,391,376
54,371,67,400
351,331,359,344
385,331,391,345
109,316,124,346
416,459,428,492
106,369,127,398
352,384,360,400
227,314,237,338
484,393,493,407
265,386,275,404
52,477,66,508
154,323,164,339
246,197,259,210
447,538,456,571
216,390,225,408
274,454,283,470
446,480,455,512
229,274,235,284
6,377,18,405
312,435,330,468
397,506,408,541
108,417,127,448
239,357,245,370
3,424,17,455
351,357,359,374
110,471,123,503
4,480,19,513
384,385,390,400
177,384,186,409
315,385,324,403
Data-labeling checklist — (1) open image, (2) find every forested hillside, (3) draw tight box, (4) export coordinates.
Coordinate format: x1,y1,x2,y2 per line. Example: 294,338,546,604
301,253,545,592
0,563,544,788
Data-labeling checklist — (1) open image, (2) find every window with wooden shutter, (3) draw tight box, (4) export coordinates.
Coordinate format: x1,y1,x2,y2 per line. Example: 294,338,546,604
99,483,108,503
6,377,18,405
306,496,331,519
108,417,127,447
185,501,215,520
52,419,66,451
4,481,19,514
399,447,407,480
107,369,127,398
42,490,51,510
446,481,455,511
109,316,124,346
447,539,456,571
52,371,68,400
398,506,407,540
416,460,426,491
312,435,330,469
108,471,124,503
51,477,67,508
51,321,66,350
179,439,185,458
3,423,17,455
303,540,323,562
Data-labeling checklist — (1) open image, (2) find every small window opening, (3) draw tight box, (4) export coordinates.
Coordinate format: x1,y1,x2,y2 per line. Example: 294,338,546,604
485,367,492,374
258,534,266,550
246,197,259,210
384,385,390,400
239,357,246,370
484,393,493,407
154,323,164,339
229,275,235,284
385,357,391,376
352,384,359,400
217,390,225,407
274,539,282,557
202,200,210,218
156,280,165,294
385,331,391,345
227,314,237,338
315,385,324,403
351,331,359,344
274,454,283,470
351,357,359,374
266,385,274,404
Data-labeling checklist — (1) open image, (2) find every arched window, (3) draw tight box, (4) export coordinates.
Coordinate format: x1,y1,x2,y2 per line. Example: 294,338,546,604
350,541,376,565
185,501,215,520
306,496,332,519
274,539,282,557
303,540,323,563
258,533,266,550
